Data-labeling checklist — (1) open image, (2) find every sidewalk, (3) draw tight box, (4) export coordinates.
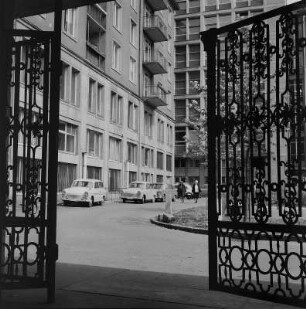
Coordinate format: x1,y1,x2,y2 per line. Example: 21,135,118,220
0,263,298,309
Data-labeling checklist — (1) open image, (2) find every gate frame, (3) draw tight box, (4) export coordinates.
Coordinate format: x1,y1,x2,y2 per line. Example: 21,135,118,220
202,0,306,307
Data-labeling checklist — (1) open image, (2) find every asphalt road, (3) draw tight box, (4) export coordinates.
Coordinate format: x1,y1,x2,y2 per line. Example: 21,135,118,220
56,198,208,276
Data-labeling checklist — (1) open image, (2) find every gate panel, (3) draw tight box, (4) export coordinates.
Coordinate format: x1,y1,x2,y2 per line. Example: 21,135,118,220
203,3,306,307
0,31,54,290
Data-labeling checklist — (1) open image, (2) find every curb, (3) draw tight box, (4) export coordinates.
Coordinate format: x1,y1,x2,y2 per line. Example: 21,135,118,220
150,217,208,235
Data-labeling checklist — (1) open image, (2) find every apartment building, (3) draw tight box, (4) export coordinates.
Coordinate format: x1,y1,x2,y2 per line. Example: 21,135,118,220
14,0,178,195
173,0,286,185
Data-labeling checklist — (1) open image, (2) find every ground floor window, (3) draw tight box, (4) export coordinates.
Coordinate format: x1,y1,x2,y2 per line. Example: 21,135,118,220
109,169,121,191
156,175,163,183
141,173,153,182
57,162,77,192
129,171,137,184
87,166,102,180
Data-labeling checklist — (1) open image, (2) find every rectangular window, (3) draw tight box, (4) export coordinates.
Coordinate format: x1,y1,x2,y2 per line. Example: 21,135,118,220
189,0,200,13
87,129,102,157
110,92,122,125
157,119,164,143
60,62,69,101
113,1,122,30
87,166,102,180
156,175,163,183
142,147,154,167
175,100,186,122
175,19,186,41
176,0,186,15
189,71,200,94
219,14,232,27
175,73,186,95
97,84,104,117
144,111,153,137
129,171,137,184
127,142,137,164
175,46,186,68
130,19,137,45
189,17,200,40
57,163,77,192
189,44,200,67
109,137,122,161
63,9,76,37
109,169,121,191
71,68,80,105
129,57,136,83
157,151,164,170
112,41,121,71
88,78,96,113
58,122,78,154
166,155,172,171
128,102,138,131
167,124,173,145
60,63,80,106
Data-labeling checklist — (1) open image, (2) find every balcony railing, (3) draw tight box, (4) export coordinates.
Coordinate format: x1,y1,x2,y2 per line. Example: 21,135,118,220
143,85,167,108
143,50,167,75
143,15,168,42
147,0,168,11
87,4,106,29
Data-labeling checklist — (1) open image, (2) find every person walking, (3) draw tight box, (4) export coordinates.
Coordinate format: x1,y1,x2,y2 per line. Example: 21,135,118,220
177,181,186,203
192,180,201,203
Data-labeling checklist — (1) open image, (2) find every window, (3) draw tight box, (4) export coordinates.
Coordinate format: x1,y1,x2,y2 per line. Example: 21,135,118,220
57,163,76,192
128,101,138,131
176,19,186,41
144,111,153,137
112,41,121,71
113,1,122,30
167,124,173,145
219,14,232,27
175,46,186,68
166,155,172,171
131,0,137,10
205,15,217,30
189,17,200,40
129,57,137,83
176,0,186,15
129,171,137,184
87,166,101,180
205,0,216,11
156,175,163,183
63,9,77,37
189,0,200,13
58,122,78,154
127,142,137,164
60,62,80,106
88,79,104,116
157,119,164,143
175,158,186,168
130,19,137,45
87,129,102,157
219,0,231,10
175,100,186,122
189,71,200,94
109,137,122,162
142,147,154,167
110,92,122,125
189,44,200,67
109,169,121,191
157,152,164,170
175,73,186,95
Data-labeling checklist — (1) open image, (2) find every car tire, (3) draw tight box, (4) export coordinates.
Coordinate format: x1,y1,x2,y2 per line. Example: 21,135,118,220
122,199,126,203
140,196,145,204
63,201,70,206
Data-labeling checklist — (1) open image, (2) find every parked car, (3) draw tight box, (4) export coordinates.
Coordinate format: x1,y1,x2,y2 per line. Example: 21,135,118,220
62,179,106,207
150,183,176,202
120,181,155,203
173,182,193,199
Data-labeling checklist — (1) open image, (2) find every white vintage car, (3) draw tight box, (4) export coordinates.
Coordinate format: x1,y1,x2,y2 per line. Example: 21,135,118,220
121,181,155,203
62,179,106,207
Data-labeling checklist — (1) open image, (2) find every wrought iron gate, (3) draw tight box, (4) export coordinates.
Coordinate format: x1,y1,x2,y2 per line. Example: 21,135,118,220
202,2,306,307
0,29,58,300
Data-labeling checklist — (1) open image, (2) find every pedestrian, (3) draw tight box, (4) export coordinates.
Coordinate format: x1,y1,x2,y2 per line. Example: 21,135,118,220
177,181,186,203
192,180,201,203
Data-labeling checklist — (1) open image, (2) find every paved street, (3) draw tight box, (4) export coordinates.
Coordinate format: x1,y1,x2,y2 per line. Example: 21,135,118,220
57,198,208,276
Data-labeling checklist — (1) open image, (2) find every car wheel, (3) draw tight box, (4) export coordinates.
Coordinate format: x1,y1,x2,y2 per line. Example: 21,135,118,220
122,199,126,203
140,196,145,204
63,201,70,206
88,196,94,207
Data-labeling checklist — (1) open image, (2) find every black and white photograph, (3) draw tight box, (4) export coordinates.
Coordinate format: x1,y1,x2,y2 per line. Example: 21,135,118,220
0,0,305,308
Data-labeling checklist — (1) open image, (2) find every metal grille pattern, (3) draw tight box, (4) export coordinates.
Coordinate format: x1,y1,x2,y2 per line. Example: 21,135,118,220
203,3,306,307
1,32,51,288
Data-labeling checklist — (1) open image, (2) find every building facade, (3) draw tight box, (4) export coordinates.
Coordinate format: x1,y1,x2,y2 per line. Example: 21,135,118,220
173,0,287,186
13,0,178,197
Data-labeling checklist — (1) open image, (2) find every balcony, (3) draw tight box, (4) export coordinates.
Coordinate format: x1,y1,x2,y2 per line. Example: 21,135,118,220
143,50,167,75
147,0,168,11
143,85,167,108
143,15,168,42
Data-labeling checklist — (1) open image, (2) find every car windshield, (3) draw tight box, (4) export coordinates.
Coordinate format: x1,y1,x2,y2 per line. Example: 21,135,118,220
129,182,145,189
72,180,93,189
